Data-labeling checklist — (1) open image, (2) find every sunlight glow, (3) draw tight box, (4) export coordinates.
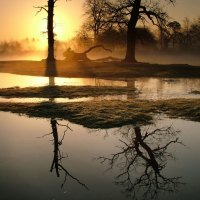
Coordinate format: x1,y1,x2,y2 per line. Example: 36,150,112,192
35,9,77,50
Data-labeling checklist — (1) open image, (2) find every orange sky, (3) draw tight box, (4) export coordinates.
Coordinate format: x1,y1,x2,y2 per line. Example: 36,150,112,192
0,0,83,42
0,0,200,44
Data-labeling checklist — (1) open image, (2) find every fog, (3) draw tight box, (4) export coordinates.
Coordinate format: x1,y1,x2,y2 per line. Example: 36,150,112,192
0,38,46,61
0,39,200,66
87,47,200,66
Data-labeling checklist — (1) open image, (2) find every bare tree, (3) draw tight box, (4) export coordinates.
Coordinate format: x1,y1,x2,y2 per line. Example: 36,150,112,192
35,0,59,62
167,21,181,49
99,125,184,199
104,0,175,63
83,0,111,41
188,17,200,51
182,17,191,48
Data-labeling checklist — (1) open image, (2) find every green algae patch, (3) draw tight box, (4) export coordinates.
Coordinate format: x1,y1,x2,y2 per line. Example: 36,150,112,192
0,99,200,129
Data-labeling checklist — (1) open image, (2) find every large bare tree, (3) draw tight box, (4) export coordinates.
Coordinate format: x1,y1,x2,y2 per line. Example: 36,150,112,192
35,0,58,62
104,0,175,63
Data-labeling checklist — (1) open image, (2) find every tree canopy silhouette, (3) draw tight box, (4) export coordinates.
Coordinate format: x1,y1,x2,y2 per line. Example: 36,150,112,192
84,0,175,63
107,0,176,62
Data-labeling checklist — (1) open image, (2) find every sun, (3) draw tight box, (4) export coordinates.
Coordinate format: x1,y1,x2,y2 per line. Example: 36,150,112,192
37,13,75,44
34,6,81,50
54,12,76,41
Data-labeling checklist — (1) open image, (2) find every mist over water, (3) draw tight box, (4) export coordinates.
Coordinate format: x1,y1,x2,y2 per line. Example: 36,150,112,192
85,48,200,66
137,50,200,66
0,37,199,66
1,51,199,67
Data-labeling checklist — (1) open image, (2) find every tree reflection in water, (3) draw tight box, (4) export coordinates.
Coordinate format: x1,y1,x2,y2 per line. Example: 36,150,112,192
99,125,184,199
42,77,87,189
40,118,88,189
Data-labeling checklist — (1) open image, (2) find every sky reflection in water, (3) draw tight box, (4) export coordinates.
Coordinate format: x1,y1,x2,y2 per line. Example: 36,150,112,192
0,73,200,102
0,111,200,200
0,72,200,199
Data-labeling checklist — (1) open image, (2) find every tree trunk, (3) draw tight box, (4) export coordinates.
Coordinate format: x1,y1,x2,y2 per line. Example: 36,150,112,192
50,119,60,177
124,25,137,62
124,0,141,63
47,0,55,61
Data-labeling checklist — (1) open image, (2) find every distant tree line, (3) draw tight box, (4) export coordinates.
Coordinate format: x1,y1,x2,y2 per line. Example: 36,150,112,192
74,16,200,54
160,17,200,52
74,26,156,50
0,38,40,55
77,0,176,62
72,0,200,58
35,0,176,62
2,0,200,61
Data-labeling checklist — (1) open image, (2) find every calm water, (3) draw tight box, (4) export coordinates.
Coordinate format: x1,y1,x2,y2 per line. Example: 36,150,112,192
0,112,200,200
0,73,200,101
0,72,200,199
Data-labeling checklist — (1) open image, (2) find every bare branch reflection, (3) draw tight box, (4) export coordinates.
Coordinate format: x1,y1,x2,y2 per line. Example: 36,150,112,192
49,119,88,189
38,118,88,189
99,125,184,199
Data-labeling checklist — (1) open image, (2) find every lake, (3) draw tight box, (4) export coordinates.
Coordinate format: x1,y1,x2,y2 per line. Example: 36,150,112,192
0,73,200,102
0,112,200,200
0,72,200,200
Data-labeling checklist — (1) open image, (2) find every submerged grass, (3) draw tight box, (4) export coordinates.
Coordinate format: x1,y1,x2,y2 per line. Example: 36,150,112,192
0,99,199,129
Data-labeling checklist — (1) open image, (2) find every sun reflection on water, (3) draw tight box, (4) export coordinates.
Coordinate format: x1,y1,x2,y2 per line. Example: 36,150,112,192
0,73,127,88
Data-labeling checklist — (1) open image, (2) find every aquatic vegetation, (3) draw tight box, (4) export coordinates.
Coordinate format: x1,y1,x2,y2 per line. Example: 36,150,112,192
190,90,200,95
0,99,199,128
0,85,138,99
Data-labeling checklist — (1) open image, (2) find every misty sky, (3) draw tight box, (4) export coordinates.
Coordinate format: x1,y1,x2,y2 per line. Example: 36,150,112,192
0,0,200,42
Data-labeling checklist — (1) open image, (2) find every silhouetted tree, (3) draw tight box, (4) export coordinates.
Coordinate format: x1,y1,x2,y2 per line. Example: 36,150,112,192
181,17,191,49
95,27,156,49
35,0,58,62
167,21,181,49
96,28,126,48
104,0,175,63
47,0,56,61
135,27,156,46
159,17,200,52
83,0,111,40
189,17,200,51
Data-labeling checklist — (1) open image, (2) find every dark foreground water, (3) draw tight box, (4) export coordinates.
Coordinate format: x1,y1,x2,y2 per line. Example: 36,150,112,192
0,111,200,200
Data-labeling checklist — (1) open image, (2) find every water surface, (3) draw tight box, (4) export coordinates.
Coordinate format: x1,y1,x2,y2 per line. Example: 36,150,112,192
0,73,200,101
0,111,200,200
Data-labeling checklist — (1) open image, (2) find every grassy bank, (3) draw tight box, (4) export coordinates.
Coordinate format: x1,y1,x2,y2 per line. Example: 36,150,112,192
0,99,199,129
0,60,200,78
0,85,137,98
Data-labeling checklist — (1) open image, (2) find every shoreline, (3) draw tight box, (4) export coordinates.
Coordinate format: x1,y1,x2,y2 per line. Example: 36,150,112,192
0,60,200,78
0,99,199,129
